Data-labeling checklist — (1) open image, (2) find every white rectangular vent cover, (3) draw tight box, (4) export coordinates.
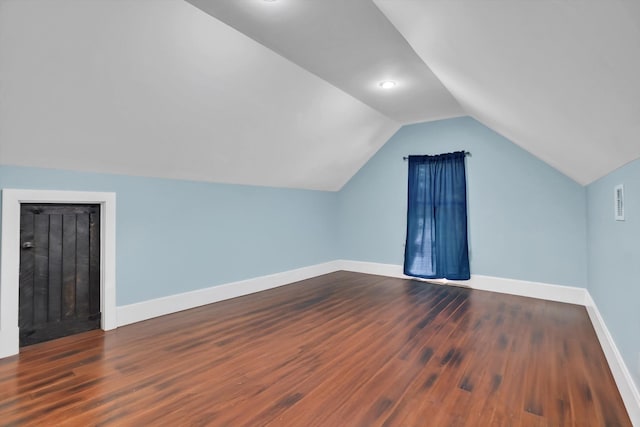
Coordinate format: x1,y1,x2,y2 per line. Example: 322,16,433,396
614,184,625,221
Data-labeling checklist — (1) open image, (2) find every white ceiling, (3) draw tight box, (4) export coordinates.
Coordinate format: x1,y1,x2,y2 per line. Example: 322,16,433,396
376,0,640,185
0,0,399,191
1,0,639,189
185,0,463,124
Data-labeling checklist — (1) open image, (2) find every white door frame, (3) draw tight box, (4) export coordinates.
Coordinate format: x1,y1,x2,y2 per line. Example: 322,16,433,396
0,189,116,358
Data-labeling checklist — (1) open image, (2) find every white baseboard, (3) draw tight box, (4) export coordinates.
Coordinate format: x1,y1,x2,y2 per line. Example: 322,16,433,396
584,292,640,425
337,259,586,305
337,259,639,424
337,259,407,279
462,274,587,305
117,258,585,327
116,260,341,327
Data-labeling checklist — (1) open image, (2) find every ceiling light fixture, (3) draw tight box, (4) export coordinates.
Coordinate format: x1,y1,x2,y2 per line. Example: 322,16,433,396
378,80,396,89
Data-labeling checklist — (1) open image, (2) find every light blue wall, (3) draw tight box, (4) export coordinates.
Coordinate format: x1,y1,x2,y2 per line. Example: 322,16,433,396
338,117,588,287
0,118,592,304
0,165,338,305
587,158,640,388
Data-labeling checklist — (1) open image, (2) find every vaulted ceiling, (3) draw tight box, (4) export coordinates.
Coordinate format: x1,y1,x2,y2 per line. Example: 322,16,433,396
375,0,640,186
1,0,638,190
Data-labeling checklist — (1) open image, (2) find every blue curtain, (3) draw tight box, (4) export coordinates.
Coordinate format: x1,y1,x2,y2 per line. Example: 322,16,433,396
404,151,470,280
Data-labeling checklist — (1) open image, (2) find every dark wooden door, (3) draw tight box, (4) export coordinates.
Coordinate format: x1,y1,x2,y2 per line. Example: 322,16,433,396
19,203,101,346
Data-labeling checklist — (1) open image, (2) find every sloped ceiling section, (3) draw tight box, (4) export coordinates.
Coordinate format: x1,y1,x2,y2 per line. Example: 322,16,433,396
375,0,640,185
185,0,463,124
0,0,399,191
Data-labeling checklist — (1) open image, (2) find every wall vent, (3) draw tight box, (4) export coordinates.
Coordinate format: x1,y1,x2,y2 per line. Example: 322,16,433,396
614,184,625,221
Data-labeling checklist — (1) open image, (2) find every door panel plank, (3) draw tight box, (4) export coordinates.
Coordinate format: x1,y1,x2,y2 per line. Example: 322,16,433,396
62,213,77,320
75,214,90,318
33,213,50,326
48,214,63,323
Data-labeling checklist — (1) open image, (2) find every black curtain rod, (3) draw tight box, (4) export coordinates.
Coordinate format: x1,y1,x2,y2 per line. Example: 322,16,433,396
403,152,471,161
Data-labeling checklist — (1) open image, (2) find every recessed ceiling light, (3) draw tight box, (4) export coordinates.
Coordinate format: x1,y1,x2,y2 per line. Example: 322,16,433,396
379,80,396,89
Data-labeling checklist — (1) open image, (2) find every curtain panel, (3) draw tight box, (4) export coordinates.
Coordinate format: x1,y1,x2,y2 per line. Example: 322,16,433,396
404,151,470,280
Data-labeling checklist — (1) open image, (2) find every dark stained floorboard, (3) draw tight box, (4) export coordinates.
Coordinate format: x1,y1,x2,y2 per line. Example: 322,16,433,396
0,271,631,426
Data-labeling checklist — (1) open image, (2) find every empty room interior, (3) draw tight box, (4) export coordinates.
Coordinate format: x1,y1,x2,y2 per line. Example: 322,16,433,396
1,0,639,425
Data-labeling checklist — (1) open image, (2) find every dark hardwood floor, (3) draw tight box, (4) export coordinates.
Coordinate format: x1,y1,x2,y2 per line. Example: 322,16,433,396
0,271,631,426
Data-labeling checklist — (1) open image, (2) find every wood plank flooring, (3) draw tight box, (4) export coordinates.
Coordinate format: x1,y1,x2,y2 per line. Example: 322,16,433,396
0,271,631,426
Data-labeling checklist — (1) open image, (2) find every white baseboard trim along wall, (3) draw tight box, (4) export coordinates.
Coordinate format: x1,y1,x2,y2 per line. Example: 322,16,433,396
583,293,640,425
336,260,588,305
116,260,342,327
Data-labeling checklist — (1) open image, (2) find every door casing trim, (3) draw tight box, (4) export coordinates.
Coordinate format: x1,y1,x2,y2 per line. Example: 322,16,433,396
1,189,116,358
